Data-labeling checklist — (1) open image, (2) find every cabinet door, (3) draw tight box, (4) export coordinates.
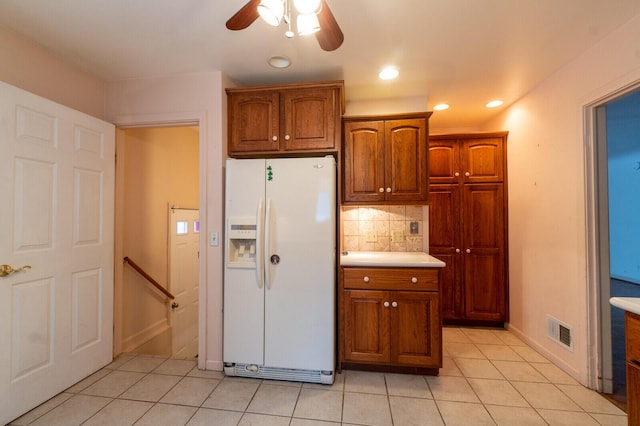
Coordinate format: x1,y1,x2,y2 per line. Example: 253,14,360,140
463,183,506,321
343,121,386,203
428,138,460,184
462,137,505,183
391,292,441,367
343,290,390,363
282,88,337,151
385,119,429,202
228,91,280,153
428,185,463,319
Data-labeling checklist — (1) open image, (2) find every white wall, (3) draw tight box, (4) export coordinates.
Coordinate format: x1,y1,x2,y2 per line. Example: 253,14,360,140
484,13,640,384
106,72,230,370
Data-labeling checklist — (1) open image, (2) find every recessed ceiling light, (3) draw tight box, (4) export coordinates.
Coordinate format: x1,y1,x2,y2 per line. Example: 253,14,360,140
268,56,291,68
485,99,504,108
433,103,450,111
379,66,399,80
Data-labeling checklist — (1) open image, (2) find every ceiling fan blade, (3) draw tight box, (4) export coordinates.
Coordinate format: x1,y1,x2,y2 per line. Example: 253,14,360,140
226,0,261,30
315,0,344,51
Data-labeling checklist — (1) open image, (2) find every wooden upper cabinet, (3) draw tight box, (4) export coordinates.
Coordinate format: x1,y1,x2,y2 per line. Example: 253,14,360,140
343,113,431,204
427,138,459,184
343,121,386,203
228,91,280,153
227,81,344,156
385,119,429,202
281,88,338,151
429,133,506,184
463,137,505,183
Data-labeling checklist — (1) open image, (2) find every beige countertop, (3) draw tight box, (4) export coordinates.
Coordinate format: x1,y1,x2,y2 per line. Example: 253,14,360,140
340,251,445,268
610,297,640,315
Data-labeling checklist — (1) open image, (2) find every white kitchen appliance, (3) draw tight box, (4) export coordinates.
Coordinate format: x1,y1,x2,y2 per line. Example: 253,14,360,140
223,156,336,384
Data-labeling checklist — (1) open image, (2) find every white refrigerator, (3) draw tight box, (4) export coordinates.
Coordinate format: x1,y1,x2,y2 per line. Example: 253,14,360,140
223,156,336,384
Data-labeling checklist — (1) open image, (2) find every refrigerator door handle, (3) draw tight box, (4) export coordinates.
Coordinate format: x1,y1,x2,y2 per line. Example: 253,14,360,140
264,198,273,290
255,199,265,289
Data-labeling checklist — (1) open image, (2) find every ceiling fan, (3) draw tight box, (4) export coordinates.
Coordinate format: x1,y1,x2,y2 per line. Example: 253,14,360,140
226,0,344,52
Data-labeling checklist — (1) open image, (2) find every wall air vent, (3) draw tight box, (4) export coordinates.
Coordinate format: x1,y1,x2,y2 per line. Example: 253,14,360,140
546,315,574,351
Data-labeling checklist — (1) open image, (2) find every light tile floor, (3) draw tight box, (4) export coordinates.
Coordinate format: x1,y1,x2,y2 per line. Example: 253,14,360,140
9,327,627,425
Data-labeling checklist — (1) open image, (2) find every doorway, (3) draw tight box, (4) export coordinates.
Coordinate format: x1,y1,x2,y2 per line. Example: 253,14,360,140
589,84,640,409
114,125,200,357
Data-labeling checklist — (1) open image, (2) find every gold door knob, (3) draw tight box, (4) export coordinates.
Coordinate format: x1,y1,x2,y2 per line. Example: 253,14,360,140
0,264,32,277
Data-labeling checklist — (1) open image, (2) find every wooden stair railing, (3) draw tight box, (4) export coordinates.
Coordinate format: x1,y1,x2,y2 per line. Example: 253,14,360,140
123,256,175,300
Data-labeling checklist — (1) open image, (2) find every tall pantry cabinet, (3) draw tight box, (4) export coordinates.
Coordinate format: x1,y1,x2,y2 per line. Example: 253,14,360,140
428,132,508,324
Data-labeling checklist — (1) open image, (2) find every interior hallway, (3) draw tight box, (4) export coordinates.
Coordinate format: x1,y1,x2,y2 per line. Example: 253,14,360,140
9,327,626,425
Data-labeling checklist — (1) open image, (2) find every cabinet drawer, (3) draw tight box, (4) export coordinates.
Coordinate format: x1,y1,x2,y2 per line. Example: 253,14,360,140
626,312,640,362
343,268,438,291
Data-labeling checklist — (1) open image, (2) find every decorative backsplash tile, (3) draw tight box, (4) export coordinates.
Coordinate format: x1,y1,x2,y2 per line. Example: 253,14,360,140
341,205,428,252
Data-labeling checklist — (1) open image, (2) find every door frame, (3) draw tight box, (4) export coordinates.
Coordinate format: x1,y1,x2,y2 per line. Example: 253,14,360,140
112,111,207,366
584,79,640,392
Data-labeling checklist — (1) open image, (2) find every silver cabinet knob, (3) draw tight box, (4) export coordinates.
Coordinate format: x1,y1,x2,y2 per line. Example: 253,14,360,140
379,187,384,193
272,135,278,141
466,248,471,253
384,301,390,307
363,276,370,283
411,277,418,283
392,301,398,308
455,248,461,253
465,171,470,176
284,134,290,141
386,187,392,193
454,172,460,177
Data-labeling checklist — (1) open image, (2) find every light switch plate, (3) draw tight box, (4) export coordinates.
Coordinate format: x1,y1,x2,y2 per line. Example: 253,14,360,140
210,232,219,247
366,230,378,243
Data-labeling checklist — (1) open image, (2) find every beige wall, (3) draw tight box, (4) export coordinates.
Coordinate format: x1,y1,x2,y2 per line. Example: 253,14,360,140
106,72,230,371
483,12,640,385
0,24,106,119
120,126,199,351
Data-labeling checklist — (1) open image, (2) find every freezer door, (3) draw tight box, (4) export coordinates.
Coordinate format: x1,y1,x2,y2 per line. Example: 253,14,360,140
223,158,266,365
264,157,336,371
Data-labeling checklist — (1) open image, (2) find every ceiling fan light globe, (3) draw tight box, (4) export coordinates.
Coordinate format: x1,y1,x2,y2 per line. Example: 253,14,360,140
297,12,320,35
294,0,321,14
258,0,285,26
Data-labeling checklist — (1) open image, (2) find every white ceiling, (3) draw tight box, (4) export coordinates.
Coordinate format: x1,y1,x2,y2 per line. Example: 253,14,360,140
1,0,639,129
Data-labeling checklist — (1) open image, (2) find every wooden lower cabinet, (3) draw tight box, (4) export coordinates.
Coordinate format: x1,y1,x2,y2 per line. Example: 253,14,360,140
339,267,442,372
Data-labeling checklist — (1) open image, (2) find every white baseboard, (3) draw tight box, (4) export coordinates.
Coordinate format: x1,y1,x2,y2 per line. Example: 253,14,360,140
122,319,170,353
506,322,585,386
205,359,224,371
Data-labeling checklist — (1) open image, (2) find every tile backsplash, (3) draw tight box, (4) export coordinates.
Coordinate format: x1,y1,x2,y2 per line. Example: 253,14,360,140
341,205,429,252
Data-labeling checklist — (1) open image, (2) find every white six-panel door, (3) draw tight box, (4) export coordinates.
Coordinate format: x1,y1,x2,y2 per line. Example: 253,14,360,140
0,82,115,424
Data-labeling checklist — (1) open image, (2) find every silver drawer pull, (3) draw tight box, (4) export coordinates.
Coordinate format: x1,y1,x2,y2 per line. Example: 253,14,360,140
411,277,418,283
363,276,370,283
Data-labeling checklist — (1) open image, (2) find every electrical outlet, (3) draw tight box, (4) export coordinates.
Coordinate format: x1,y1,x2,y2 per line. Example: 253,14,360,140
410,221,419,234
366,230,378,243
392,231,404,243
